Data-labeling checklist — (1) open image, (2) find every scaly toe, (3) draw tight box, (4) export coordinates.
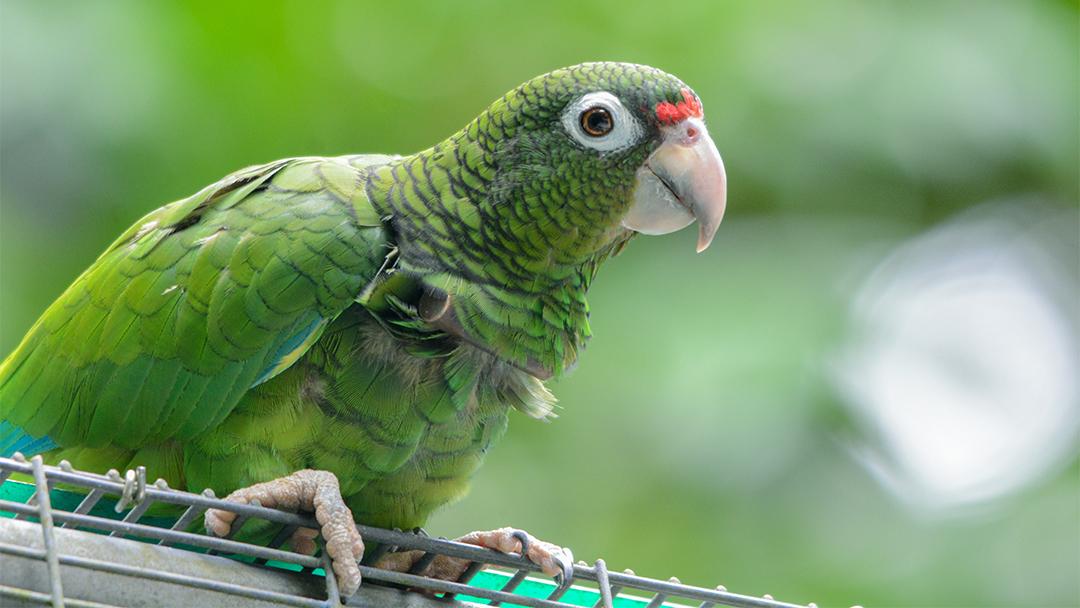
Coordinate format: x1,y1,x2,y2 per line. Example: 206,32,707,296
204,507,237,538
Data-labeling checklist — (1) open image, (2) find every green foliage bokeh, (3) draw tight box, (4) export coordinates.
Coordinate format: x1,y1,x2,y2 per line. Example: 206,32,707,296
1,2,1077,606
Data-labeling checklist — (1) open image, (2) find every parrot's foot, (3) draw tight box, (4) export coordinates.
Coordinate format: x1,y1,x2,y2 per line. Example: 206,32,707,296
204,469,365,596
287,526,321,556
375,527,573,585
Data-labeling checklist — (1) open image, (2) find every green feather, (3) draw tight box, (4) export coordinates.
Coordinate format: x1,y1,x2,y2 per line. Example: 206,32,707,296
1,157,387,448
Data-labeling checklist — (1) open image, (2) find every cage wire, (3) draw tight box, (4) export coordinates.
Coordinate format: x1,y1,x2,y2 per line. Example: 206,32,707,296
0,454,833,608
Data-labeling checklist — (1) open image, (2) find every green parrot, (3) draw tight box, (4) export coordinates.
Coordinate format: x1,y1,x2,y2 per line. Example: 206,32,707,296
0,62,726,593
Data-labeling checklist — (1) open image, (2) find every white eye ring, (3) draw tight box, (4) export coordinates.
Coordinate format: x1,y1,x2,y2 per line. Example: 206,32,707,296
561,92,642,153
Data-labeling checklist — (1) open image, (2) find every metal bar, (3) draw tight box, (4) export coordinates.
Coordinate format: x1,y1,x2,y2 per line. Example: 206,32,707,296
491,569,529,605
699,586,728,608
0,461,312,528
0,584,120,608
0,457,818,608
31,456,65,608
255,524,300,566
594,560,613,608
0,542,329,608
363,542,392,564
62,489,106,529
301,548,323,575
545,583,570,602
0,500,321,569
109,494,153,537
575,565,809,608
13,487,39,520
320,545,341,607
208,510,252,556
159,502,207,546
442,561,483,601
406,551,437,575
266,524,299,550
456,561,484,585
356,565,580,608
598,585,623,607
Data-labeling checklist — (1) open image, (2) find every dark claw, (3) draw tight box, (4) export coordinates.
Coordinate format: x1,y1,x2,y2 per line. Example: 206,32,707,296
510,529,531,559
552,547,575,593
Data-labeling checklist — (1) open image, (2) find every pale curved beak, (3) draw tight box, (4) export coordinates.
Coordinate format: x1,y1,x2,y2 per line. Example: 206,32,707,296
622,117,727,252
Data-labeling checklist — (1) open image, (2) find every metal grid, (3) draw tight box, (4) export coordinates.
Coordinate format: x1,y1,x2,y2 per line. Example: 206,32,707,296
0,454,820,608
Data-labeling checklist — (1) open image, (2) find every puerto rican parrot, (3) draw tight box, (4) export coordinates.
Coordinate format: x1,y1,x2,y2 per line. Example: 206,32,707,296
0,62,726,594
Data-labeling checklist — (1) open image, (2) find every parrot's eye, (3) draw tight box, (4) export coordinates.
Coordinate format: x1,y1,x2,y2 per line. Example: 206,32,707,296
580,107,613,137
562,91,642,153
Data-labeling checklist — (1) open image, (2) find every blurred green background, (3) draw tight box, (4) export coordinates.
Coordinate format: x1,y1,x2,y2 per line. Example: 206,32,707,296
2,2,1077,607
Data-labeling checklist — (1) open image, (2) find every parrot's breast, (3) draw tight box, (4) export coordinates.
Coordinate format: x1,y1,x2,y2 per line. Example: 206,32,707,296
181,305,533,530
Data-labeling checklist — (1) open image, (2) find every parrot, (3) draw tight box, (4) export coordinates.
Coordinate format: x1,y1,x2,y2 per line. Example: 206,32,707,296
0,62,726,595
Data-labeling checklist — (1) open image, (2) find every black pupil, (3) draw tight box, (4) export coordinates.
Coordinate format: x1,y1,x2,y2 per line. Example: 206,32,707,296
582,108,613,136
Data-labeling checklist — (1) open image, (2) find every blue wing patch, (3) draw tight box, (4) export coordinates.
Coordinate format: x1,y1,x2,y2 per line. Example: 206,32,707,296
251,314,328,388
0,420,58,458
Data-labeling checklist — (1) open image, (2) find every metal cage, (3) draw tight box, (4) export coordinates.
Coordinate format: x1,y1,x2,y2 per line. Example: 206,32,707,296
0,454,825,608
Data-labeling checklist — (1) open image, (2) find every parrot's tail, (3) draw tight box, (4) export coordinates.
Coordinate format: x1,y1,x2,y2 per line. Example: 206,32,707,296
0,421,57,458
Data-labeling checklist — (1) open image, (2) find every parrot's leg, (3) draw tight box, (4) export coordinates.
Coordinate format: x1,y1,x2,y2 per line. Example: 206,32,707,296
204,469,365,595
375,527,573,584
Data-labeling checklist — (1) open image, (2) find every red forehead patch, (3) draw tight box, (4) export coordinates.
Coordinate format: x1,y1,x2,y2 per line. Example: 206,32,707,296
655,88,703,125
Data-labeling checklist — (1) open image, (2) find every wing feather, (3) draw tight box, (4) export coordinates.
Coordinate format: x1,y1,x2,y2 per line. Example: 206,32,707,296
0,157,389,453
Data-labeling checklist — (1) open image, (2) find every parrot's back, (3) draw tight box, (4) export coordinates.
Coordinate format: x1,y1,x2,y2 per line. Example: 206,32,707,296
0,156,386,451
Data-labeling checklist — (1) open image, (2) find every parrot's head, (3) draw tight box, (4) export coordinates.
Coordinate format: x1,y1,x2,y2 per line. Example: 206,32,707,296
478,62,727,254
372,63,728,378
